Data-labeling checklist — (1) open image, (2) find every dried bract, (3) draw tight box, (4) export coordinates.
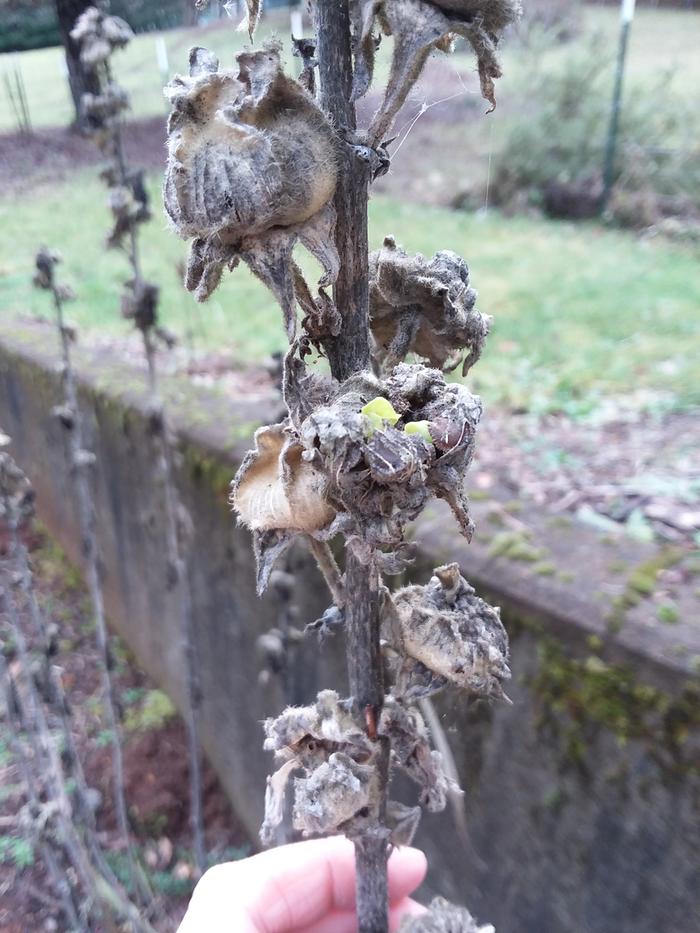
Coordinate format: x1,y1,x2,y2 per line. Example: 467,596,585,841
369,236,489,374
163,41,339,336
384,563,510,700
261,690,453,845
354,0,522,141
232,423,336,535
70,7,133,68
400,897,494,933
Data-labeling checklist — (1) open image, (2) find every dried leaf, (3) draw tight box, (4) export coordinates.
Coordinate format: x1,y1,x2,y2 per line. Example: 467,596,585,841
355,0,521,140
370,236,490,374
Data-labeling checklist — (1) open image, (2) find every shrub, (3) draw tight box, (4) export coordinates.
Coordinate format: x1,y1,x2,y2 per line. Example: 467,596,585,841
489,40,700,229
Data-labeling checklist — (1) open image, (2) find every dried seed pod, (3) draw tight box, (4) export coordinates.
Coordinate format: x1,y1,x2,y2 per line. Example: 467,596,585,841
261,690,454,845
70,7,134,68
384,563,510,700
369,236,490,375
0,450,35,528
33,247,61,290
400,897,494,933
292,752,376,837
354,0,522,141
232,423,336,534
164,41,340,336
121,280,159,332
300,362,482,548
106,173,151,249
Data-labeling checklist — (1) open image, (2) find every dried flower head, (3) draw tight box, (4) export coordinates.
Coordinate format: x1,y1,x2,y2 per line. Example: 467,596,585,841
354,0,522,141
70,6,133,68
106,173,151,249
300,362,482,547
0,448,35,528
233,360,482,587
121,279,159,332
163,41,339,336
400,897,494,933
261,690,455,845
32,247,75,302
384,563,510,700
369,236,489,375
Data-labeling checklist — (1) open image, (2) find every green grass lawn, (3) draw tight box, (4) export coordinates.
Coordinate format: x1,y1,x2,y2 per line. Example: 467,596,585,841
1,5,697,133
2,170,698,416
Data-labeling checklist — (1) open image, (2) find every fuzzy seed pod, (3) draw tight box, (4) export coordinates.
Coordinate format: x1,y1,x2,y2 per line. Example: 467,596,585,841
163,41,339,335
260,690,454,845
384,563,510,700
369,236,489,375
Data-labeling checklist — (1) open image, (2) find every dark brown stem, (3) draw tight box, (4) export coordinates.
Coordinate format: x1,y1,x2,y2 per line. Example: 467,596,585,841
315,2,390,929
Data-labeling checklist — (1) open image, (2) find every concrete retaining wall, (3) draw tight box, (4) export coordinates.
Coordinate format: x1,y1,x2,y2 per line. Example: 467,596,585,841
1,320,698,933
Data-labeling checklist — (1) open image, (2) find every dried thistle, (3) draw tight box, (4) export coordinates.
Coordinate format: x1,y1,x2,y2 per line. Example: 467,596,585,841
354,0,522,141
369,236,490,375
163,41,340,337
383,563,511,700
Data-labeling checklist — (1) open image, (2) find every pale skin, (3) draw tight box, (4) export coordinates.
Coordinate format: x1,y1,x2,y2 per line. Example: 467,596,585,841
178,837,428,933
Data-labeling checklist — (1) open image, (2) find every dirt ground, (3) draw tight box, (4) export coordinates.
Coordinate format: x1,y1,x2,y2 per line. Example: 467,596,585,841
0,58,485,206
0,522,250,932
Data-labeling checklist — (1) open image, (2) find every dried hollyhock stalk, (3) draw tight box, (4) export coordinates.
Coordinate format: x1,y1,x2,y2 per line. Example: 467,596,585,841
400,897,494,932
369,236,489,375
70,6,133,68
261,690,454,845
354,0,522,141
382,563,510,700
163,41,340,337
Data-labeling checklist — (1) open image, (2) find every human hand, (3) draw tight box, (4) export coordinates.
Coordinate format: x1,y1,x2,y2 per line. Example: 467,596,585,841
178,836,427,932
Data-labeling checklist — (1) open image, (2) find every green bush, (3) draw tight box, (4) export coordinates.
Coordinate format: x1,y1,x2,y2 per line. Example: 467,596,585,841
490,39,700,227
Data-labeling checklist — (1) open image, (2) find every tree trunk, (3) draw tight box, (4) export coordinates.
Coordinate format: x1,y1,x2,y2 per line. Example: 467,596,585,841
54,0,100,131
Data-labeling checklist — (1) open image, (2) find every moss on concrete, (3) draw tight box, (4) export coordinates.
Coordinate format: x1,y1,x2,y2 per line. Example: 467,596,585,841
529,637,700,778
